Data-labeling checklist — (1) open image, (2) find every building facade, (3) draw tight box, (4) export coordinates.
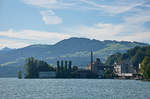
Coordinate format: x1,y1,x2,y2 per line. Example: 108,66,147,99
86,51,114,77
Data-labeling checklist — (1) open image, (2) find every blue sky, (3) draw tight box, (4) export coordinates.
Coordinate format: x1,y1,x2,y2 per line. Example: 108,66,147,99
0,0,150,48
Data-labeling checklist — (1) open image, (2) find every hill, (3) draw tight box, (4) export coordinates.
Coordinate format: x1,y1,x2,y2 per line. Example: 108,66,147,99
105,46,150,70
0,37,148,77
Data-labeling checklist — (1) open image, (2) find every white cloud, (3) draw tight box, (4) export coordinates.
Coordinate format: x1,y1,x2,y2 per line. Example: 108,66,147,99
65,22,150,43
0,39,29,49
2,0,148,49
22,0,146,14
22,0,149,26
79,0,146,14
40,10,62,24
23,0,57,6
0,29,71,48
0,29,71,42
120,32,150,43
65,23,123,40
23,0,74,9
124,11,150,24
64,9,150,44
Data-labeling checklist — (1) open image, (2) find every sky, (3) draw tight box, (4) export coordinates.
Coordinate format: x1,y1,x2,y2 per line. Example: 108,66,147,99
0,0,150,49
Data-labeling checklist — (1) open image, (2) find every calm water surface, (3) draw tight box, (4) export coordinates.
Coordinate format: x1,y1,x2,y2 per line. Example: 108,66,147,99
0,78,150,99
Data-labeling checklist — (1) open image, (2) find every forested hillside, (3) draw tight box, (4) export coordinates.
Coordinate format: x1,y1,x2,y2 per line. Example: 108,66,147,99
0,37,148,77
105,46,150,70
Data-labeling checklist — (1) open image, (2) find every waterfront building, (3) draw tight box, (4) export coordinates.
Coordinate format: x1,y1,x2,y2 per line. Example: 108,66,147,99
113,62,121,74
113,61,134,74
113,61,135,78
86,51,114,77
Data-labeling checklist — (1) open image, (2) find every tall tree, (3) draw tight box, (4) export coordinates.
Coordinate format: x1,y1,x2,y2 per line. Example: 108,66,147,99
18,70,22,79
140,56,150,79
69,60,72,72
65,60,68,72
24,57,38,78
61,60,64,72
56,60,60,73
72,66,78,72
24,57,54,78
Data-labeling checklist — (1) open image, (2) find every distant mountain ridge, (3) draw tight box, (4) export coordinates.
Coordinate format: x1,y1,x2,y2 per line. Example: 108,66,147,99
0,37,148,77
0,47,13,51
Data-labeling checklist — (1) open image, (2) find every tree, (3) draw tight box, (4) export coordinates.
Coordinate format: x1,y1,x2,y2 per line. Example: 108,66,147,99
60,60,64,72
131,49,145,67
105,53,121,65
24,57,54,78
56,60,60,73
140,56,150,79
24,57,38,78
69,61,72,72
18,70,22,79
64,60,68,72
72,66,78,71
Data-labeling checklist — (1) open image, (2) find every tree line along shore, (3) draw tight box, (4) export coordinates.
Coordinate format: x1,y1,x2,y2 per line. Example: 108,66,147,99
18,46,150,80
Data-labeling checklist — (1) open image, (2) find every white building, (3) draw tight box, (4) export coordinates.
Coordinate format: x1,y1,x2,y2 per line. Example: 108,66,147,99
113,62,134,77
39,72,56,78
118,73,133,77
113,62,121,74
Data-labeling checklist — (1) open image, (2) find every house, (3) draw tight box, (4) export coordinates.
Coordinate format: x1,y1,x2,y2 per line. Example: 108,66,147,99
39,71,56,78
113,61,134,74
113,61,135,78
113,62,121,74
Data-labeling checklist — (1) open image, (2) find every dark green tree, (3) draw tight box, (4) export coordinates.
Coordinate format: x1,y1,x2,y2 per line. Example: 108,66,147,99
56,60,60,73
60,60,64,72
141,56,150,79
18,70,22,79
37,60,52,72
105,53,121,65
24,57,54,78
24,57,38,78
64,60,68,72
69,61,72,72
72,66,78,71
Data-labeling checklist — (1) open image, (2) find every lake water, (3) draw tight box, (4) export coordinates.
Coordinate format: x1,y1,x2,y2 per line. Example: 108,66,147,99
0,78,150,99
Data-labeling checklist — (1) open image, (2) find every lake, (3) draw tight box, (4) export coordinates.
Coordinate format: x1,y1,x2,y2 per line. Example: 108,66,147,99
0,78,150,99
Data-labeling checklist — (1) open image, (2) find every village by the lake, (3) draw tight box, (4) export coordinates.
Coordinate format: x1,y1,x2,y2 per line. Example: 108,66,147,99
19,46,150,81
1,0,150,99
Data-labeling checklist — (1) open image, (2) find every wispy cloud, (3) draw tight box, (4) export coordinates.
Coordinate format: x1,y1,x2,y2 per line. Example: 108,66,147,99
0,39,29,49
23,0,147,14
64,22,150,43
64,8,150,43
22,0,75,9
40,10,62,24
23,0,57,6
80,0,147,14
0,29,71,48
1,0,150,48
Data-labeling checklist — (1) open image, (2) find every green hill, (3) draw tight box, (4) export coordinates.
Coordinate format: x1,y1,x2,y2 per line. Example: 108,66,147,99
0,37,148,77
105,46,150,70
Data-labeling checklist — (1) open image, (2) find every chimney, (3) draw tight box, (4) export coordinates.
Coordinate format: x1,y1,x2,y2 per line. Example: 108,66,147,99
91,51,94,72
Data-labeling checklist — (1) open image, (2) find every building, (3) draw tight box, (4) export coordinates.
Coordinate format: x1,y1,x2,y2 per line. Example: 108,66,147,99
113,62,135,78
113,61,134,74
85,64,91,70
86,51,114,78
39,71,56,78
113,62,121,74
